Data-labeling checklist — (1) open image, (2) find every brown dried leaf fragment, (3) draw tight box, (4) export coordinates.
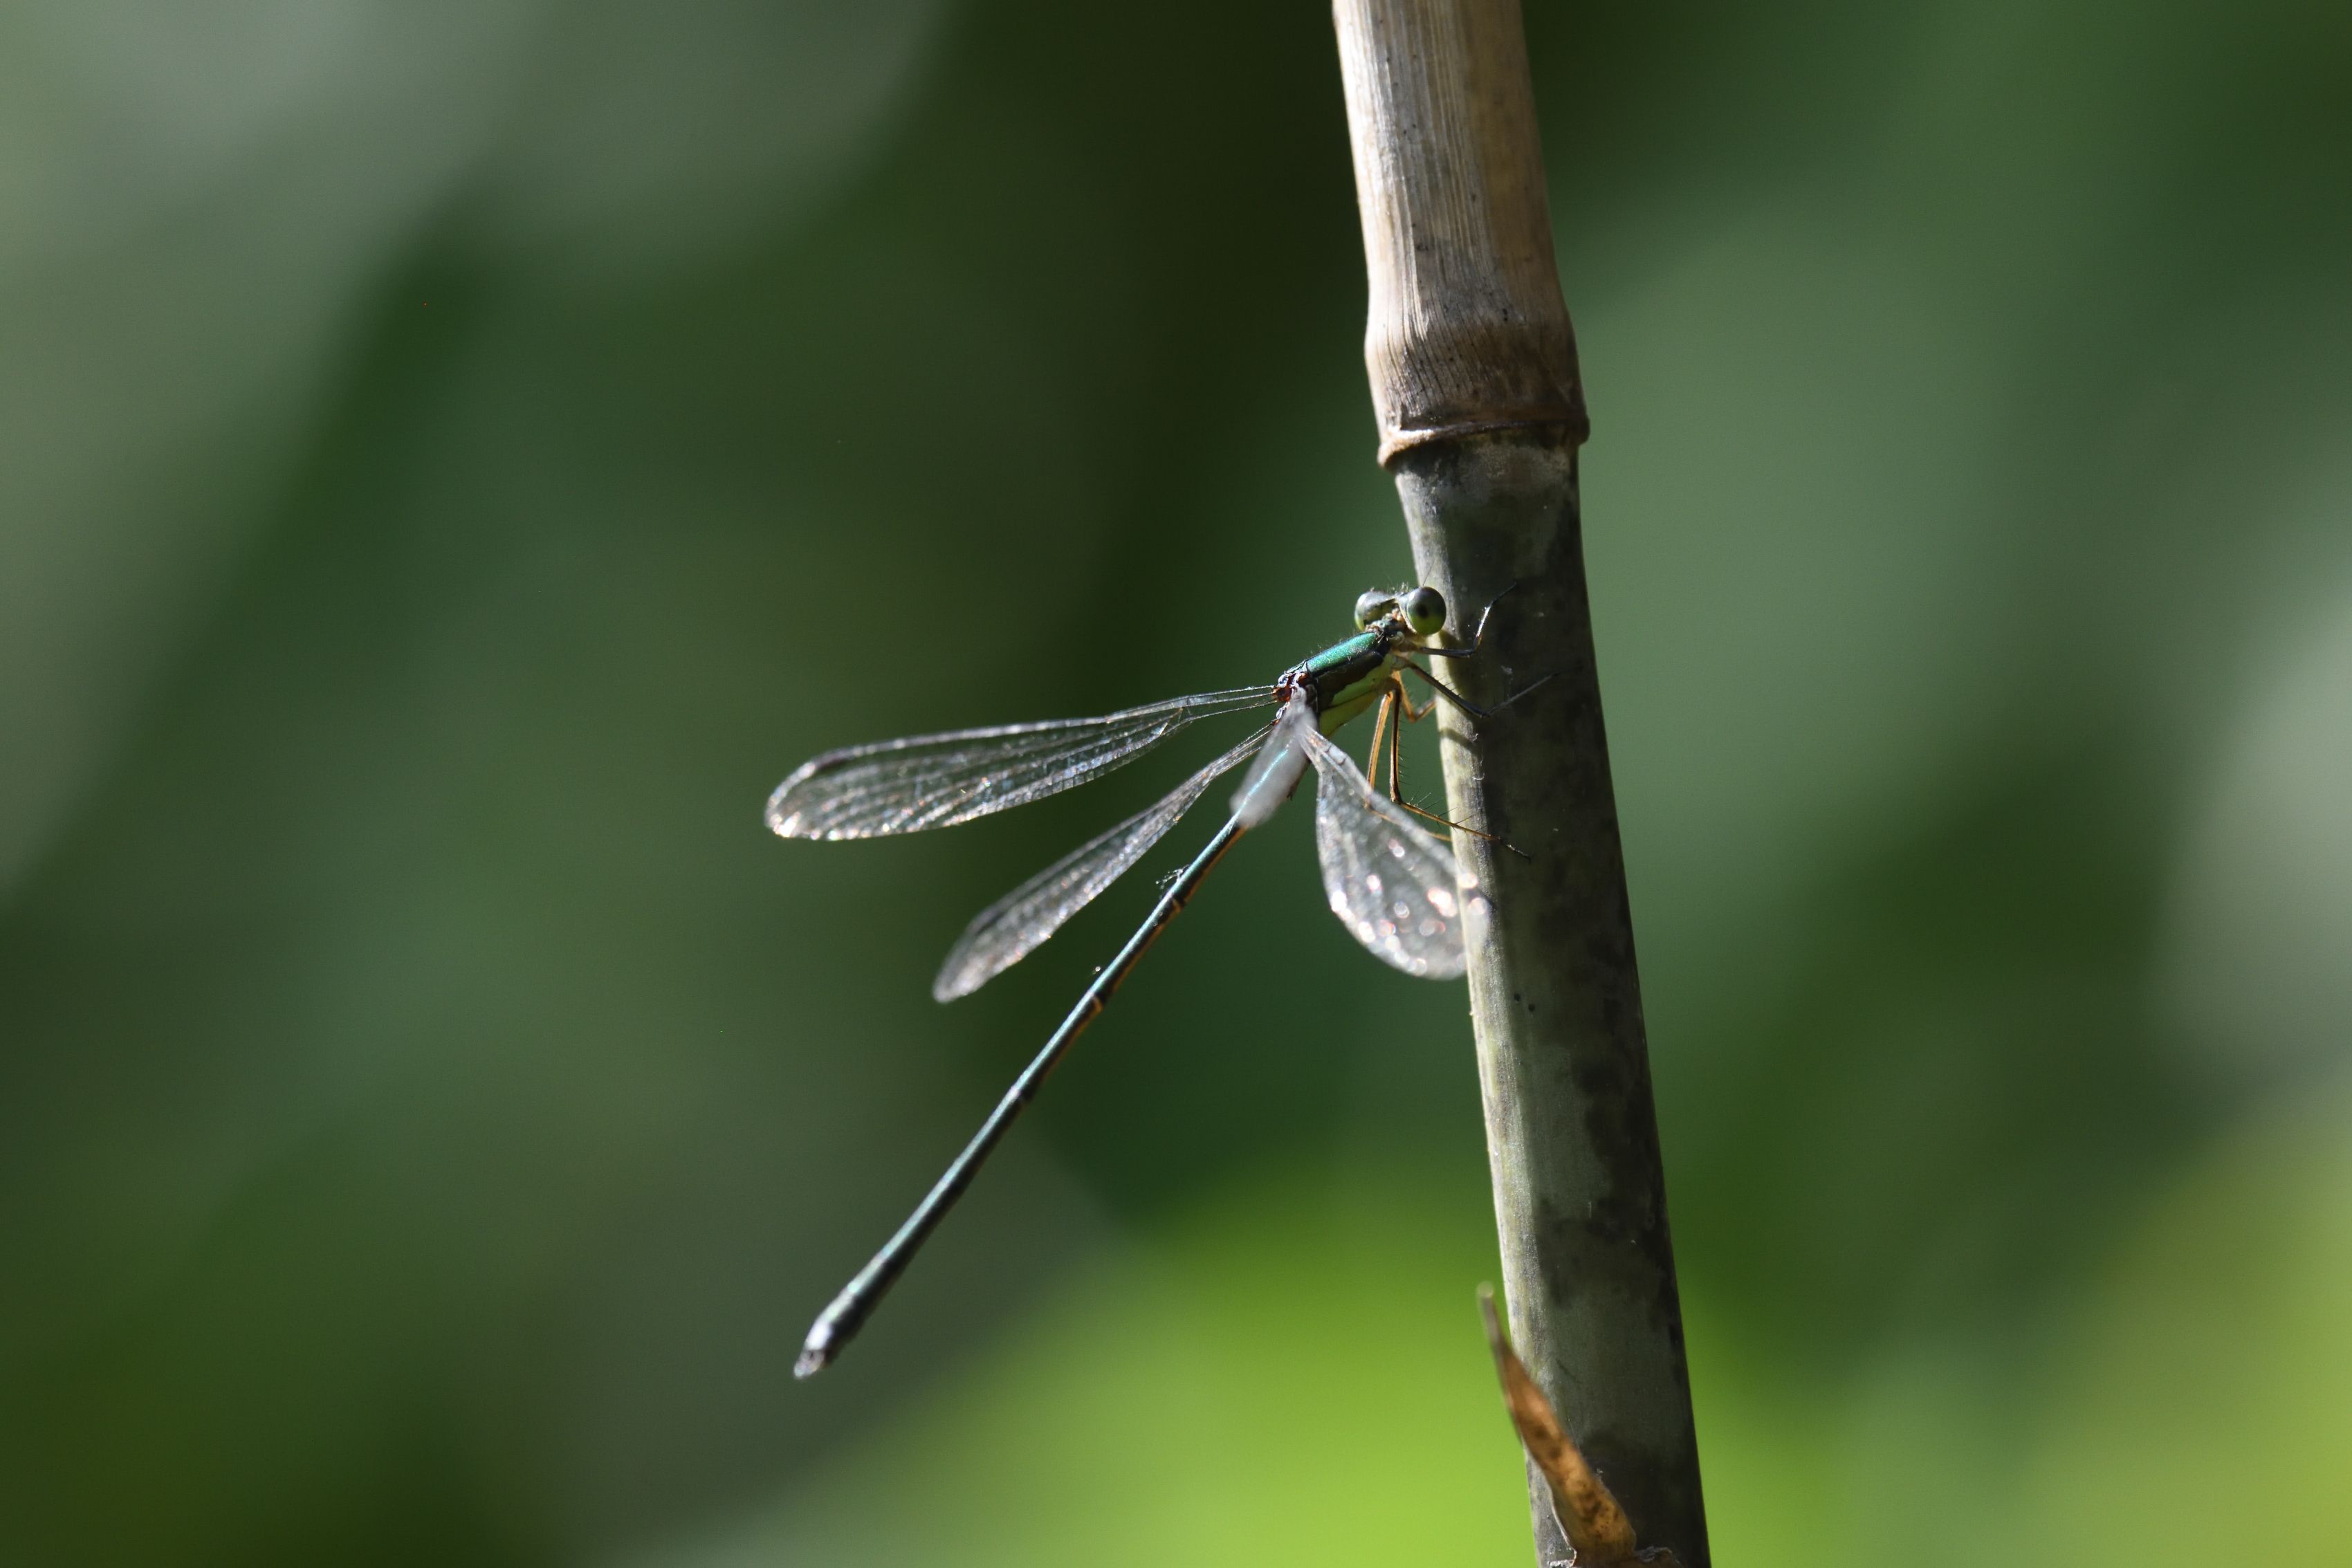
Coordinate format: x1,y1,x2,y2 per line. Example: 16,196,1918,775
1480,1286,1682,1568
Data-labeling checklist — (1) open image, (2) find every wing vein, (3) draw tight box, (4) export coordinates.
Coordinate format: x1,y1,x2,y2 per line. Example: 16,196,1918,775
766,686,1274,840
1294,721,1480,979
932,726,1271,999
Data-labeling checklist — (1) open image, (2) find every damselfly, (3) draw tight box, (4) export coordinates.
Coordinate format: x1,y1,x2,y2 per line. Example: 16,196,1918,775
770,583,1537,1376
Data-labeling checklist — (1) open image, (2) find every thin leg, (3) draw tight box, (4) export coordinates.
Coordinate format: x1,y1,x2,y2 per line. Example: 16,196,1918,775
1386,724,1516,849
1386,689,1405,802
1418,578,1522,659
1406,660,1556,721
796,814,1250,1378
1401,580,1551,714
1364,689,1396,794
1402,797,1529,857
1373,672,1514,846
1385,674,1531,858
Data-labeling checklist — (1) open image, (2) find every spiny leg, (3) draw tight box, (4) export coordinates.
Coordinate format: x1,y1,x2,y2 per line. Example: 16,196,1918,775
1379,674,1520,852
1407,580,1554,716
1364,688,1396,794
1417,578,1523,660
1373,681,1392,804
1384,675,1432,806
1405,659,1556,722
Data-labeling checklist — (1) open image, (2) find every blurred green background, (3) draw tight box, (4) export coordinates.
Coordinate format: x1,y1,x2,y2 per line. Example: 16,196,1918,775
4,1,2349,1564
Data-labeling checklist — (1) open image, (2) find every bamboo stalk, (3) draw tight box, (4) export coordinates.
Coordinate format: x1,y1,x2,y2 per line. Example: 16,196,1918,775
1330,3,1711,1563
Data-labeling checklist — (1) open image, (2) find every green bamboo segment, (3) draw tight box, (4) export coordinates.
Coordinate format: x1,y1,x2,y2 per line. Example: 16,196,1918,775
1333,3,1711,1562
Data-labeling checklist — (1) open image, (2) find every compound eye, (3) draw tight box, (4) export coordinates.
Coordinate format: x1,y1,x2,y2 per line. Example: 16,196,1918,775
1353,589,1397,630
1402,586,1446,636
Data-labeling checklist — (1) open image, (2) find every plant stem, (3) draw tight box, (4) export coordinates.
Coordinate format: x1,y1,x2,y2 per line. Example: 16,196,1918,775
1331,3,1711,1563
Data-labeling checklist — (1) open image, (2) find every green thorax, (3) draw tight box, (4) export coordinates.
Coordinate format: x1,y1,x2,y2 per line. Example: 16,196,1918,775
1300,627,1406,735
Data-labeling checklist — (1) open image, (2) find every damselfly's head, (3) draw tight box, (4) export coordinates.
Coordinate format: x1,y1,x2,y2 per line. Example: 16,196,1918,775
1354,584,1447,636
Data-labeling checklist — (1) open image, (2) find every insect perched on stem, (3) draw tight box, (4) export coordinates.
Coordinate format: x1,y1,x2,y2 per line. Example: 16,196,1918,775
769,583,1543,1376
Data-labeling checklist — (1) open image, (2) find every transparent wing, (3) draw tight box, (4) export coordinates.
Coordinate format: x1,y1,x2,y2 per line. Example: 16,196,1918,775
932,726,1271,1001
1229,688,1314,827
1294,721,1480,979
767,687,1274,840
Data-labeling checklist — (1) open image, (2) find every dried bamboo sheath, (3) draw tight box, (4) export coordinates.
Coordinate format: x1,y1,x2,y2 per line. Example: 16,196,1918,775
1334,0,1588,463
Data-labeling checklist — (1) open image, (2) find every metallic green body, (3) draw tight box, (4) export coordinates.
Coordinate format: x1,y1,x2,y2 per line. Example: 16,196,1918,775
1302,627,1411,735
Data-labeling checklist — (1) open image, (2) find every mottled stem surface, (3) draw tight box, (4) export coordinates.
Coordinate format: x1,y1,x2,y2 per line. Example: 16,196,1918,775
1332,2,1709,1563
1401,439,1706,1565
